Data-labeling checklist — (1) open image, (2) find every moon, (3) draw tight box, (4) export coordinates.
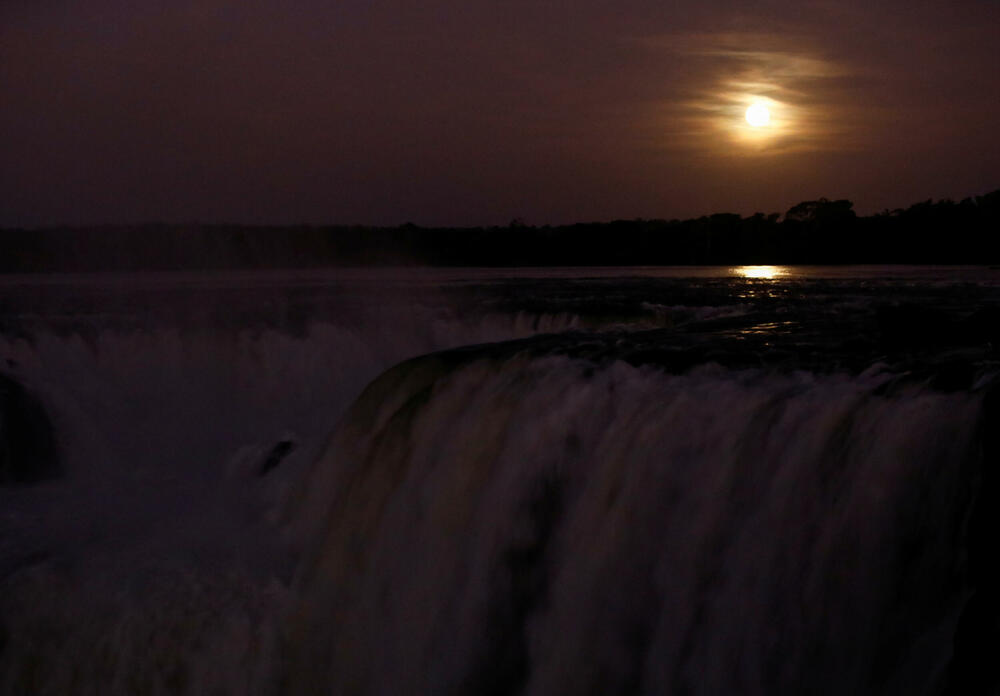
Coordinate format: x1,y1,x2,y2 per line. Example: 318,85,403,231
745,102,770,128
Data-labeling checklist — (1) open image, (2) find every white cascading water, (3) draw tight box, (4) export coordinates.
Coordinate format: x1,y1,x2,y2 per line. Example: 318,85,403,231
0,308,581,695
285,355,980,696
0,273,990,695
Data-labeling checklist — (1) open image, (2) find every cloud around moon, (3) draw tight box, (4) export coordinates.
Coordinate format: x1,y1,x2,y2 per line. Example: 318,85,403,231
640,32,867,158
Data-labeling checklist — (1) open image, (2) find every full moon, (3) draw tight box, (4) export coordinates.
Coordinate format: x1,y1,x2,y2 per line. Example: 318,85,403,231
745,102,770,127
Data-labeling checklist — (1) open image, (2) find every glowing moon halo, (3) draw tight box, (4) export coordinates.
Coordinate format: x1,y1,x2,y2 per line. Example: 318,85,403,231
745,102,770,128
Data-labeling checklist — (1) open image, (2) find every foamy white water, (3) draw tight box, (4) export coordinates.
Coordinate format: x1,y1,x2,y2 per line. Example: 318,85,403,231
285,356,979,695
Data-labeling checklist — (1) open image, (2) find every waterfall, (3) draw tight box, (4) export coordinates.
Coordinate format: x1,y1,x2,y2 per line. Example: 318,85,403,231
284,353,984,695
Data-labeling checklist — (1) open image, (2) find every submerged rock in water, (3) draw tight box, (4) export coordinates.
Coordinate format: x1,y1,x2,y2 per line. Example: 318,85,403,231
0,373,59,485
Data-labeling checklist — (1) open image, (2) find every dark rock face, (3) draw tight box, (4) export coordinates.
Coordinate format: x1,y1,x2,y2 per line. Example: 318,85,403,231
257,439,295,477
945,385,1000,696
0,373,59,485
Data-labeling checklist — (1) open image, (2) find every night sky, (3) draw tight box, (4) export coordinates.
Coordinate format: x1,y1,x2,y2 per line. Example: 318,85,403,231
2,0,997,227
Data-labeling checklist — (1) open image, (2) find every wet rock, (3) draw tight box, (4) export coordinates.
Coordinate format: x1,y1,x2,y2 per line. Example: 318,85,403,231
958,305,1000,348
257,439,295,477
876,304,955,349
0,373,59,485
944,384,1000,695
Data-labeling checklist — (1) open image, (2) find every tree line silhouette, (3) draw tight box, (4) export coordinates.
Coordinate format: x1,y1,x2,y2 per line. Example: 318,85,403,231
1,190,998,271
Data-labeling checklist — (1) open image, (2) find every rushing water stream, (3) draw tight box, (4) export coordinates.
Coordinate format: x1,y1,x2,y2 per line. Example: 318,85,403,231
1,266,998,695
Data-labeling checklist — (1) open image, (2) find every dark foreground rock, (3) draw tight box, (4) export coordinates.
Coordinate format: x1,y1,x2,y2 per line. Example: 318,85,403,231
0,373,59,485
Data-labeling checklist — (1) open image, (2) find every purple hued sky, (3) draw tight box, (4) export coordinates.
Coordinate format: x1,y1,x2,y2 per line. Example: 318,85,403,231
2,0,997,227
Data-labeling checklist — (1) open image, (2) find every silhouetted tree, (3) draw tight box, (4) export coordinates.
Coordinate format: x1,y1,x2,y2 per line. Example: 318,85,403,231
784,198,857,225
1,189,998,270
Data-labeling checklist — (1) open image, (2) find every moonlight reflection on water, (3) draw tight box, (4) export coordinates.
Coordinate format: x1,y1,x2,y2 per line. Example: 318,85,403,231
733,265,786,279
